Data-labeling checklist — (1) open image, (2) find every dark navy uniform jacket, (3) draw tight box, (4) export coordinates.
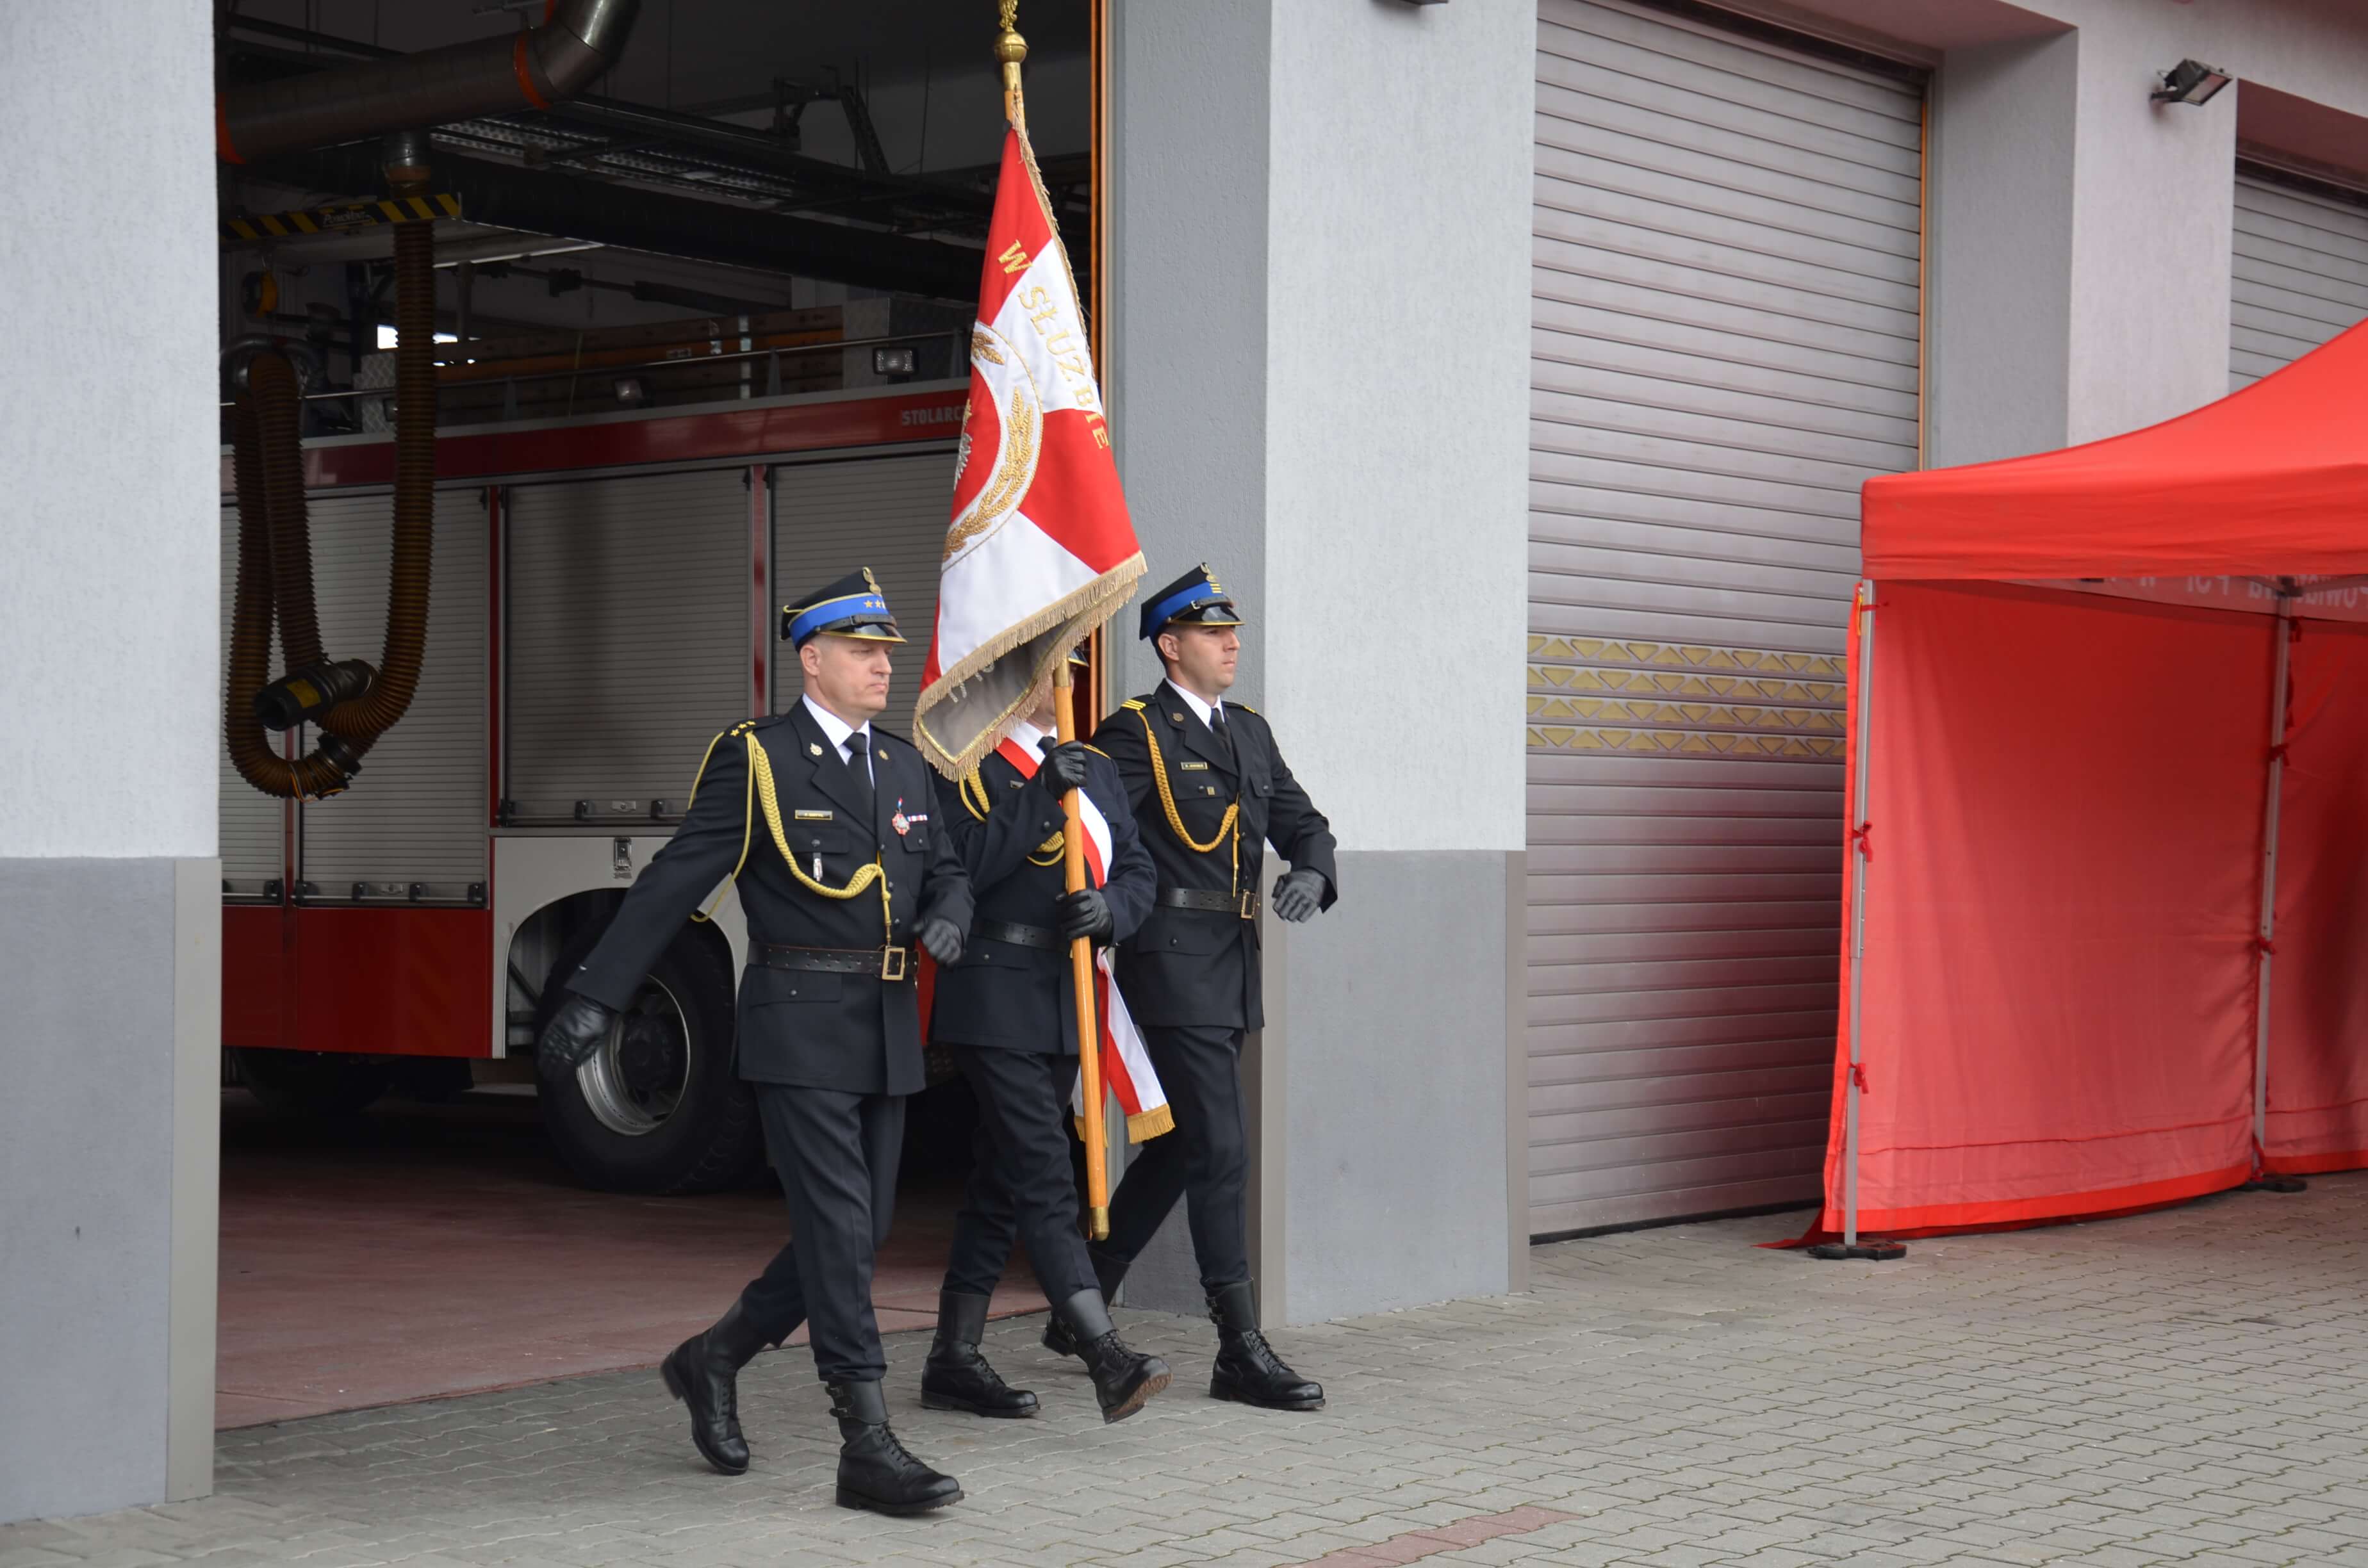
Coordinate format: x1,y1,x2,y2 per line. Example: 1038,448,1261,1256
567,700,973,1095
927,742,1156,1054
1090,681,1337,1030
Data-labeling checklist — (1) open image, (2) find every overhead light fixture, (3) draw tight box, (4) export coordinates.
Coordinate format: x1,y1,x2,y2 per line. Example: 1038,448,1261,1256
2152,59,2232,106
613,376,648,407
873,345,917,380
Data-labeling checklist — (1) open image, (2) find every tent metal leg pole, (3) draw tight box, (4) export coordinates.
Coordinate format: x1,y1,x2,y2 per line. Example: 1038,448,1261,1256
1811,582,1903,1262
2246,594,2306,1196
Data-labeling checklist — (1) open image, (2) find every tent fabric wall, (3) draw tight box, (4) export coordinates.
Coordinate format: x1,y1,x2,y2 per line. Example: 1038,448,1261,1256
1816,583,2271,1235
2266,620,2368,1174
1808,323,2368,1240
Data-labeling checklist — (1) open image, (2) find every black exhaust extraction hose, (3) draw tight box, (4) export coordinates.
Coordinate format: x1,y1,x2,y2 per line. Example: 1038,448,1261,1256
226,153,441,798
226,385,360,799
320,167,435,746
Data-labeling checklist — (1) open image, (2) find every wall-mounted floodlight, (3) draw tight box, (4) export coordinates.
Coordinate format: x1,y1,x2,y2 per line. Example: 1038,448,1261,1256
2152,59,2232,106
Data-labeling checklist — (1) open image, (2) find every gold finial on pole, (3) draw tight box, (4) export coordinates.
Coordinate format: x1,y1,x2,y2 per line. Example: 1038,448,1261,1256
996,0,1028,131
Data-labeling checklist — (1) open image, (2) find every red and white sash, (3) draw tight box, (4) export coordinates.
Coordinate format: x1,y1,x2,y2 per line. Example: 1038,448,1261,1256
1001,724,1173,1144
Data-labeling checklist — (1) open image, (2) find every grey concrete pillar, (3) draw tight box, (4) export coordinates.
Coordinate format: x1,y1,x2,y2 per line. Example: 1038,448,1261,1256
1108,0,1533,1323
0,4,222,1523
1928,13,2237,463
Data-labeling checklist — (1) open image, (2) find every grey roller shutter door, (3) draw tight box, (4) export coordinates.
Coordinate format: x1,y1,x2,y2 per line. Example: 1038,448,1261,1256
1528,0,1921,1236
2231,172,2368,390
771,451,958,742
506,468,749,824
299,490,489,896
218,505,288,895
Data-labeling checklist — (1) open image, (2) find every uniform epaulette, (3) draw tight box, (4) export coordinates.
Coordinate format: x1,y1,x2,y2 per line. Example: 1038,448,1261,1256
1229,703,1259,717
1083,744,1110,759
1120,698,1146,711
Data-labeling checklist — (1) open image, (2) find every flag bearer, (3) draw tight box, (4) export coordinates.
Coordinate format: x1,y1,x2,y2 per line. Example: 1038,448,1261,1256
919,653,1172,1425
536,569,974,1516
1057,565,1339,1410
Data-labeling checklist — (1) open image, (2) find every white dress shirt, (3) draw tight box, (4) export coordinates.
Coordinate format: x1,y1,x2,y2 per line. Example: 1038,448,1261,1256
1162,678,1225,732
802,693,874,783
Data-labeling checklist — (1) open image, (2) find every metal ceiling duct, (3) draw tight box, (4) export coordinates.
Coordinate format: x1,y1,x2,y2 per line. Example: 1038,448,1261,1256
218,0,641,164
269,144,987,302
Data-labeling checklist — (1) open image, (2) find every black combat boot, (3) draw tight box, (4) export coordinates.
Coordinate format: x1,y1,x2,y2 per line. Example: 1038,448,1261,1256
659,1300,769,1474
828,1379,963,1515
919,1290,1039,1418
1207,1282,1324,1411
1053,1288,1171,1424
1042,1247,1128,1360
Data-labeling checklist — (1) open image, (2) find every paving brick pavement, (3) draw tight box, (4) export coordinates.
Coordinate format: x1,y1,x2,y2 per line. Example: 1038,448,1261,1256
15,1175,2368,1567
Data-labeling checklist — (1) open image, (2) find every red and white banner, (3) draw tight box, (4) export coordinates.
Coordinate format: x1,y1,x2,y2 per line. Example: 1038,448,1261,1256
912,127,1144,777
998,724,1172,1144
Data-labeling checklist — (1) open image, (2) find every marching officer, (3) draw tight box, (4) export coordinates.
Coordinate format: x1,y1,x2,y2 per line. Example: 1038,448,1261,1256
1049,564,1338,1410
918,653,1172,1425
536,569,974,1517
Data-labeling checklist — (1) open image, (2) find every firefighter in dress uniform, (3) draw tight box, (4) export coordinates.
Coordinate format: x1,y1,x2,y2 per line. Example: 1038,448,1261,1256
917,651,1172,1425
1046,564,1339,1410
536,569,974,1517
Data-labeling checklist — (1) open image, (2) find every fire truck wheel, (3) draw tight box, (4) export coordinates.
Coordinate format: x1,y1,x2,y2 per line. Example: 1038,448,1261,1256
535,931,761,1195
233,1048,397,1117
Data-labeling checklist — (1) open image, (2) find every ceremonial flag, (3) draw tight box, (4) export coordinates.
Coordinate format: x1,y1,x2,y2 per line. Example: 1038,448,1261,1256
911,125,1144,778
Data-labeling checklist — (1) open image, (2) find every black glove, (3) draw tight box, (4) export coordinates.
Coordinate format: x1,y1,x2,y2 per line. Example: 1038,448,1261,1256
536,993,617,1084
917,915,965,966
1057,887,1115,943
1271,868,1328,924
1037,738,1091,795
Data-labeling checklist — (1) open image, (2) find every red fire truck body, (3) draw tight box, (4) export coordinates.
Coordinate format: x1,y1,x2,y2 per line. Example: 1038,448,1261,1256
218,381,969,1188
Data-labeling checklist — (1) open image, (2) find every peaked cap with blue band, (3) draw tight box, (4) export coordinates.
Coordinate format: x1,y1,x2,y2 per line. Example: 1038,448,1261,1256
1138,563,1243,641
783,567,906,646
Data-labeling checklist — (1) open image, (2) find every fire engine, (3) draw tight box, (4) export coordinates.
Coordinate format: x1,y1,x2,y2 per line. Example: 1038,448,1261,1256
219,350,976,1193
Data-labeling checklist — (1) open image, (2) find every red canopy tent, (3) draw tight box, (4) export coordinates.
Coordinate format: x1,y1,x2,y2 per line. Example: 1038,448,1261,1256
1809,319,2368,1252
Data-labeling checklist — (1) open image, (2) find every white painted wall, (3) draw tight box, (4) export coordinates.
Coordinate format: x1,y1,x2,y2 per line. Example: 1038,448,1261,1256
1111,0,1531,1324
2060,3,2238,444
1263,1,1533,856
0,3,219,859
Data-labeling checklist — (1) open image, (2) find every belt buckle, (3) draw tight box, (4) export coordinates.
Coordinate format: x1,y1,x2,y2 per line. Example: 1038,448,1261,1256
881,945,909,982
1237,891,1257,920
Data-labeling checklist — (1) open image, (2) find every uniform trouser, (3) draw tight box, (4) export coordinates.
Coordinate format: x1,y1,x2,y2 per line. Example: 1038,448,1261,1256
736,1082,904,1384
941,1046,1099,1304
1098,1023,1251,1292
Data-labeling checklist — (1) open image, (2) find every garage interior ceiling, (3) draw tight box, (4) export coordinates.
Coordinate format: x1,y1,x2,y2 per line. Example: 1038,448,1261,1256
217,0,1092,326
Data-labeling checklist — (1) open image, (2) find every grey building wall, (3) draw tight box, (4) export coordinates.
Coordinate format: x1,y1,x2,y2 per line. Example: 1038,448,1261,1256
1110,0,1533,1324
1762,0,2368,459
0,3,221,1524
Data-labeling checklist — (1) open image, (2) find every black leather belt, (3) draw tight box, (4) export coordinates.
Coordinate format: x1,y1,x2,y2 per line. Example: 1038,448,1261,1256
973,918,1062,951
1158,887,1260,920
754,942,910,981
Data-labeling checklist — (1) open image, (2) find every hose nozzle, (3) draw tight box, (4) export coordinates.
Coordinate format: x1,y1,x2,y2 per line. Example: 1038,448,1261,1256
255,659,377,731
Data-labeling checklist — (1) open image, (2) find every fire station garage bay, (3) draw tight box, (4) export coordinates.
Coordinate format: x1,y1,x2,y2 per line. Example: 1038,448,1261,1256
11,0,2368,1524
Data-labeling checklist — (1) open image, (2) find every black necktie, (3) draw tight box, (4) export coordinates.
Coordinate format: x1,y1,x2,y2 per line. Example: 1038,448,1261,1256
1210,705,1234,760
844,738,876,828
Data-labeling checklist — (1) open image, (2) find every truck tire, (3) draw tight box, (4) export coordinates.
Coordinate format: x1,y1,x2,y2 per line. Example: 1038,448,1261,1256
233,1047,397,1116
534,927,762,1194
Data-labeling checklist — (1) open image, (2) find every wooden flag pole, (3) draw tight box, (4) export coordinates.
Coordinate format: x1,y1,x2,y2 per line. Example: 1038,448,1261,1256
1054,660,1111,1237
1000,0,1106,1236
